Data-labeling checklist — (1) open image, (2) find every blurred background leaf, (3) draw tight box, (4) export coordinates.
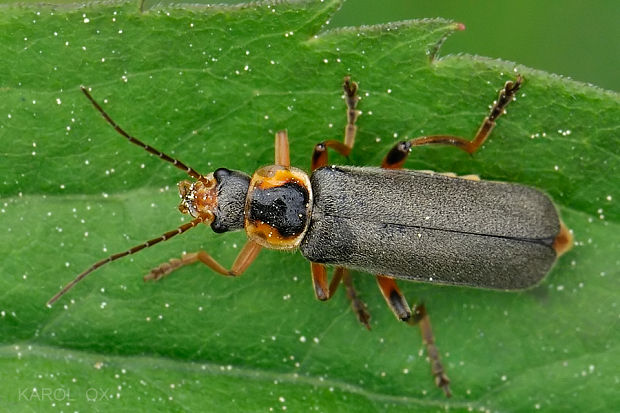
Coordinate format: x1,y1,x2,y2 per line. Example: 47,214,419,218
1,0,618,412
207,0,620,92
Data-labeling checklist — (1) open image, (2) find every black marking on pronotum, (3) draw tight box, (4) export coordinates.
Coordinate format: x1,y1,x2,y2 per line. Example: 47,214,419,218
249,182,310,237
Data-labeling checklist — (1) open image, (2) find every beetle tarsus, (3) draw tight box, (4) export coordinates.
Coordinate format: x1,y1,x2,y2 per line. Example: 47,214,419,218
342,271,371,330
410,303,451,397
145,257,183,281
489,74,523,122
426,339,451,397
436,372,452,398
343,76,359,114
343,76,359,149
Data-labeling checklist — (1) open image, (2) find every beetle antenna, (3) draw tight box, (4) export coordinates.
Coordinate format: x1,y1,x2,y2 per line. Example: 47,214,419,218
47,218,203,306
80,86,205,182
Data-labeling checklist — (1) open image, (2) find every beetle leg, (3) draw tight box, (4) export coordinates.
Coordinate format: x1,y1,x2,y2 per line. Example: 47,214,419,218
342,269,371,329
145,240,262,281
411,303,452,398
310,263,344,300
376,275,451,397
342,76,360,150
381,140,413,169
311,76,360,171
381,76,523,168
274,130,290,167
311,264,371,329
376,275,412,321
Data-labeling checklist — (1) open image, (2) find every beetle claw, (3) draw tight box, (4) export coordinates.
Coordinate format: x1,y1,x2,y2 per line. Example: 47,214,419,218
436,374,452,398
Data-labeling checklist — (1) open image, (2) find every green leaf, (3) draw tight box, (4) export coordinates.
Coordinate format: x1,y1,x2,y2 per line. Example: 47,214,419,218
1,0,618,411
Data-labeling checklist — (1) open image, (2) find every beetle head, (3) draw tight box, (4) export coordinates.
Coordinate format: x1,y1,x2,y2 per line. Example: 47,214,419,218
177,173,217,223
